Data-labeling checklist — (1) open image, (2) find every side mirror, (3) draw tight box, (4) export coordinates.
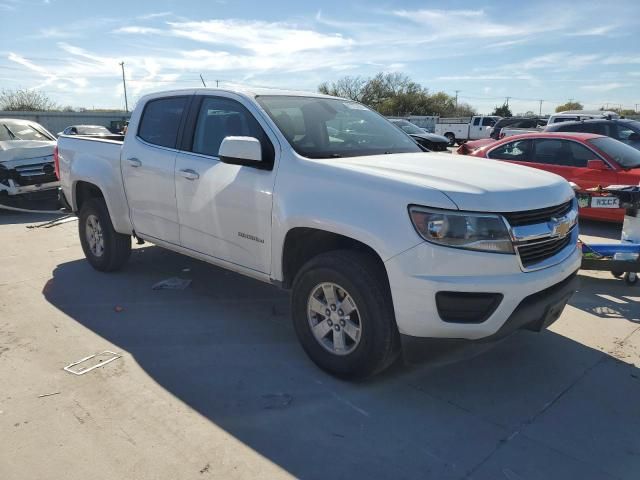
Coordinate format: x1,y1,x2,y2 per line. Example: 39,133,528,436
628,132,640,142
587,159,607,171
219,136,262,166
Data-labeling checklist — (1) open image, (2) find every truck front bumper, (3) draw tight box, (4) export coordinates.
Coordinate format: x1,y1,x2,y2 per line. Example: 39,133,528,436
384,239,582,342
399,271,578,363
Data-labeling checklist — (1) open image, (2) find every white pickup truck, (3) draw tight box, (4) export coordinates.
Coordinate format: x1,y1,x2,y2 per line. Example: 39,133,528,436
435,115,501,146
57,88,580,378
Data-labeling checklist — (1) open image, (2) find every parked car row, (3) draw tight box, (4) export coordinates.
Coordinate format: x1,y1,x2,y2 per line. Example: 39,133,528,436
457,131,640,222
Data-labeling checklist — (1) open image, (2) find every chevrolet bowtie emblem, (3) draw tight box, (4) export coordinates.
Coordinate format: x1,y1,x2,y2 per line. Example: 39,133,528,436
549,216,571,238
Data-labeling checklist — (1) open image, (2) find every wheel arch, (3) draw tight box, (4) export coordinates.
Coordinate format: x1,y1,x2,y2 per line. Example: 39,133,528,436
280,227,389,290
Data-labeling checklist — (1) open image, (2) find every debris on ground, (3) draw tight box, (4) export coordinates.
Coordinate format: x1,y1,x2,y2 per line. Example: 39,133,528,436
26,216,77,229
114,305,124,313
63,351,122,375
152,277,192,290
38,392,61,398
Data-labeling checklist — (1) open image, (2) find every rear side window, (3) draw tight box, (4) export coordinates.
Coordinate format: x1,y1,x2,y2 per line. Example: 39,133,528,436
533,139,593,167
472,117,481,126
555,123,586,133
488,139,532,161
138,96,188,148
582,123,609,136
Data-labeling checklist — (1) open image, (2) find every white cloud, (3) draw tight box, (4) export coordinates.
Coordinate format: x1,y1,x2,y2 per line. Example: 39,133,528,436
580,83,631,92
565,25,617,36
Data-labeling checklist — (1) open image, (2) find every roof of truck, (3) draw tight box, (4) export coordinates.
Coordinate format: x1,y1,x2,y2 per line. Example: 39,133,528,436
139,87,343,102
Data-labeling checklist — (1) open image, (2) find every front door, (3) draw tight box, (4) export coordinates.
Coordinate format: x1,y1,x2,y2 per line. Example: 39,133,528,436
121,95,190,244
174,94,278,273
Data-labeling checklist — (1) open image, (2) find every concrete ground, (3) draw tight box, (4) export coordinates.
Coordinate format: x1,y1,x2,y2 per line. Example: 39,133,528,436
0,209,639,480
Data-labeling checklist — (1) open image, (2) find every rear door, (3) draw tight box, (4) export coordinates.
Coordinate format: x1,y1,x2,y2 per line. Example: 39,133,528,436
121,94,190,244
173,93,278,273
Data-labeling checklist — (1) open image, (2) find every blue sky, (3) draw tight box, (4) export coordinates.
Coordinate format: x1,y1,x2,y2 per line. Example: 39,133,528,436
1,0,639,114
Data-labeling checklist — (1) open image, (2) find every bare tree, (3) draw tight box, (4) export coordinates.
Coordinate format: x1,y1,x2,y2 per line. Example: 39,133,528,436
0,89,58,111
318,76,366,102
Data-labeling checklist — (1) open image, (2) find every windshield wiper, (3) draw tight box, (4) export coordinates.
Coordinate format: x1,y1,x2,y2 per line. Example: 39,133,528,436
2,124,16,140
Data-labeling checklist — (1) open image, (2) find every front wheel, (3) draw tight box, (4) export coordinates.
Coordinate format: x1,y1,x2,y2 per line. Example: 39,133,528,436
78,198,131,272
291,250,400,379
444,133,456,147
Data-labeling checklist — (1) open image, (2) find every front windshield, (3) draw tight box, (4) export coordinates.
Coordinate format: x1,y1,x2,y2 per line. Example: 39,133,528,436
588,137,640,169
0,120,53,141
256,96,421,158
393,120,424,135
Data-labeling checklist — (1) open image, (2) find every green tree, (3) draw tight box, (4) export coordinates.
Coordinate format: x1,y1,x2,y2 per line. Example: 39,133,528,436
318,72,476,117
555,101,583,113
492,103,512,117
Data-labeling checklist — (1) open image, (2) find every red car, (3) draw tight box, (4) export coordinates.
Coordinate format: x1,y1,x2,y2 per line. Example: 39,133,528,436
458,132,640,222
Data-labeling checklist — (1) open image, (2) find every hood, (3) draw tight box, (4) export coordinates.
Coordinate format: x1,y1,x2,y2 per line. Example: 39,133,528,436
332,152,574,212
411,132,449,143
0,140,56,163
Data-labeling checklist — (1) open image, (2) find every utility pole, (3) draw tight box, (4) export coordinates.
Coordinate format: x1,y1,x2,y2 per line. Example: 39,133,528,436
539,99,543,116
216,79,220,88
454,90,460,108
119,62,129,112
636,103,639,113
199,74,207,87
505,96,510,107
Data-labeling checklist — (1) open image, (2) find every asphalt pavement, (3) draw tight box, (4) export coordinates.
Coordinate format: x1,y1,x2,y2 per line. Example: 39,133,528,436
0,209,639,480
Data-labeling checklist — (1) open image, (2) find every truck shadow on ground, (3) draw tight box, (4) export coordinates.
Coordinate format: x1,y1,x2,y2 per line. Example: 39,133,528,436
43,246,640,480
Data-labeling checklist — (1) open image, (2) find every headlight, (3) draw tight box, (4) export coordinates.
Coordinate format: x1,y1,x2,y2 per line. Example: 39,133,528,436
409,206,514,254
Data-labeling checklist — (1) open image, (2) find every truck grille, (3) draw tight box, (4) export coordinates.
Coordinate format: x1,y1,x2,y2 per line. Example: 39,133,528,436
505,199,578,271
502,200,573,227
516,233,574,268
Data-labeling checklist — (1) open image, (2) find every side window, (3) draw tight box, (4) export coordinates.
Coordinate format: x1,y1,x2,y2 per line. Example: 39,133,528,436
582,123,607,136
566,141,594,167
533,139,564,165
481,117,496,127
556,123,585,133
138,97,187,148
616,125,639,141
533,139,592,167
191,97,274,167
472,117,481,126
488,139,532,161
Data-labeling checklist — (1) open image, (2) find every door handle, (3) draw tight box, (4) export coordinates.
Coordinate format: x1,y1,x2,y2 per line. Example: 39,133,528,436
179,169,200,180
127,157,142,168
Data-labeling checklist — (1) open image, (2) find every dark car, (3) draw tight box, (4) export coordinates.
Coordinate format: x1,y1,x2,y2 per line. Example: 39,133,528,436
490,117,546,139
388,119,450,151
544,118,640,151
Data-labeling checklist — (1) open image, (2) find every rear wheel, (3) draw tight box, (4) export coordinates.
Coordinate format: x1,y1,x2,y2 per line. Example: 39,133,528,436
291,250,400,379
78,198,131,272
444,133,456,147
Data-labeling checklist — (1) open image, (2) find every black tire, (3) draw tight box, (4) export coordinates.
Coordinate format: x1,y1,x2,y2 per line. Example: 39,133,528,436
624,272,638,286
78,198,131,272
291,250,400,379
444,133,456,147
611,270,624,279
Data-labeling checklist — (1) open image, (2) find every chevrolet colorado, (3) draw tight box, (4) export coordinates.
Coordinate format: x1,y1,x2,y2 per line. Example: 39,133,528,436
57,88,580,378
